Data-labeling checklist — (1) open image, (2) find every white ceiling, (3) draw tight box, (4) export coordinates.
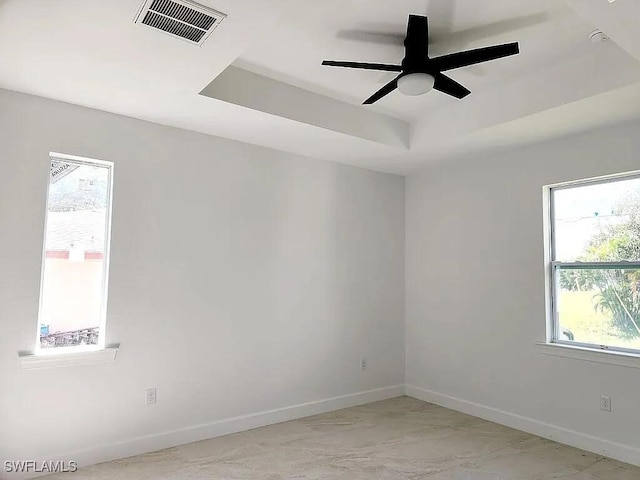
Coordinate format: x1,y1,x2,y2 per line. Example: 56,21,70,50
1,0,640,175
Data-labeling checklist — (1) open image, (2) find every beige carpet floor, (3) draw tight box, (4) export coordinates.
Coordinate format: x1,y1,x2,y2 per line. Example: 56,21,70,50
46,396,640,479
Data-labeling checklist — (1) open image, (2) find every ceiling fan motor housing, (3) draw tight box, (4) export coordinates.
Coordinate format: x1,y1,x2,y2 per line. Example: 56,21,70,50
401,15,431,74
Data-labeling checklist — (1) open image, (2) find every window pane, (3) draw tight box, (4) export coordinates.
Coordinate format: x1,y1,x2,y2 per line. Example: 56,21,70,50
556,267,640,351
553,177,640,262
39,159,111,349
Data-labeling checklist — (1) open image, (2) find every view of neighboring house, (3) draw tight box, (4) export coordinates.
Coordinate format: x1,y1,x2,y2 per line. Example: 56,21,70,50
39,163,109,347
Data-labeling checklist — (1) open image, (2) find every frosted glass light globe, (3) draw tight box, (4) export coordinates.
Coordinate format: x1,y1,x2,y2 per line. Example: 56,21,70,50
397,73,435,96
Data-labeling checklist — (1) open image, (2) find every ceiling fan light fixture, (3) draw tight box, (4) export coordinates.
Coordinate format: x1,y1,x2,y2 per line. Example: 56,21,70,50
397,73,435,96
322,14,520,104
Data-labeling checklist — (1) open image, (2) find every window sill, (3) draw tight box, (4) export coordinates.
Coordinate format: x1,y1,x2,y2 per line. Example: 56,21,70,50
535,342,640,369
19,346,119,370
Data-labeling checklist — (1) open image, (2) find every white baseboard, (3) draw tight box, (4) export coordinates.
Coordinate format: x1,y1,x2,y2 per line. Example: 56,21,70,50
19,385,404,479
405,384,640,468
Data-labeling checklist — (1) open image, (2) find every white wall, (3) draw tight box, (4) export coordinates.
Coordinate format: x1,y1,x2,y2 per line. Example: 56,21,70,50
0,88,405,470
406,122,640,463
6,83,640,474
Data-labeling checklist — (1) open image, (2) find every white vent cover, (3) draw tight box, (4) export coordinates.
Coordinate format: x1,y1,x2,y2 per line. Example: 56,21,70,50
134,0,226,46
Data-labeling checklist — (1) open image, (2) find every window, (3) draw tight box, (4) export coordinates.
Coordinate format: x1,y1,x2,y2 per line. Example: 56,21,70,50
548,172,640,355
37,153,113,353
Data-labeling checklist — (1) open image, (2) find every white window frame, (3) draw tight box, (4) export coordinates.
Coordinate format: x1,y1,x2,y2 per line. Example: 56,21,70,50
35,152,114,356
546,171,640,357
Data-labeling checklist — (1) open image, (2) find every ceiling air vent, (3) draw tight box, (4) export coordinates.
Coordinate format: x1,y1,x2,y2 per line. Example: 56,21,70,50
134,0,226,46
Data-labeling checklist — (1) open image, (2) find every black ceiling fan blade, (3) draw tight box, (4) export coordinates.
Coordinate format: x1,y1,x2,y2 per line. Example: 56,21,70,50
322,60,402,72
404,15,429,63
363,77,399,105
433,74,471,99
430,42,519,71
430,13,547,50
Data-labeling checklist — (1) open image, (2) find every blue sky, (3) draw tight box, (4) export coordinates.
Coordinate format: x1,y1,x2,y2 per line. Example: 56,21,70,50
554,176,640,261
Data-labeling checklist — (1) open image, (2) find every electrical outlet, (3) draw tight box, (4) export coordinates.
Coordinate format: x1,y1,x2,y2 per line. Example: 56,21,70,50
600,395,611,412
146,388,157,406
361,358,367,371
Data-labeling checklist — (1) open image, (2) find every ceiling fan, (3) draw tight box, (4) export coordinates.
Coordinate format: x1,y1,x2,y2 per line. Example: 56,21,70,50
322,15,520,105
